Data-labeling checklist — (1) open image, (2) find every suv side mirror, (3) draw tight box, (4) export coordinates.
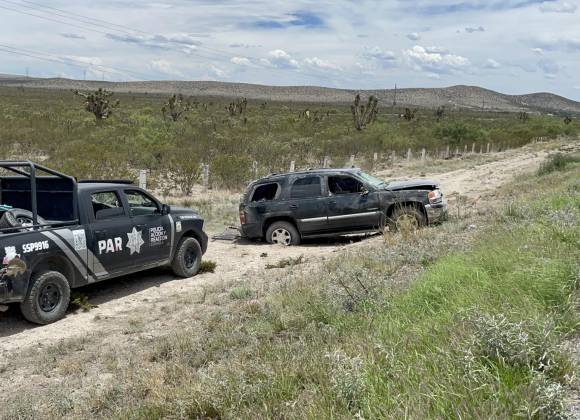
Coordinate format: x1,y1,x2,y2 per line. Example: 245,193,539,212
161,204,171,215
360,187,369,196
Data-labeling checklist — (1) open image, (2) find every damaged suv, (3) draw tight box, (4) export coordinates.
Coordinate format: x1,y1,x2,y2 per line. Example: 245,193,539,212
239,168,447,245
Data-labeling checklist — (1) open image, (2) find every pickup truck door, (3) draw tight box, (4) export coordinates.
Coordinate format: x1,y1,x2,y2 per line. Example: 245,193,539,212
123,189,172,267
326,175,381,232
88,190,135,278
287,175,329,234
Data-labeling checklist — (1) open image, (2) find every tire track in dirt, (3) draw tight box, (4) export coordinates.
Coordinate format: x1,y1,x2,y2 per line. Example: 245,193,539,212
0,140,575,356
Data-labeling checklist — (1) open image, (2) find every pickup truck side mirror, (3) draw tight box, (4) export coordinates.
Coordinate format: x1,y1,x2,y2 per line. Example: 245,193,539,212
161,204,171,215
360,188,369,196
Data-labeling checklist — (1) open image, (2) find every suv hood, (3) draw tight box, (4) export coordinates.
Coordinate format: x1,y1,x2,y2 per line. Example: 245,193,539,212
386,179,440,191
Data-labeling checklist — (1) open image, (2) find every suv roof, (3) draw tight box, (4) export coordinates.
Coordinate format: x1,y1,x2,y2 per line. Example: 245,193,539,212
257,167,361,183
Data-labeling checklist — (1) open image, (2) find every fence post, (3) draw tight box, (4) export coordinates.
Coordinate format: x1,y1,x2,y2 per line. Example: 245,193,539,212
407,148,412,161
202,164,209,191
391,150,396,162
486,143,491,154
252,161,258,178
323,156,330,168
350,155,355,167
464,145,468,155
138,169,147,190
471,143,476,154
421,148,426,161
289,160,295,172
373,152,378,162
479,145,483,154
445,145,450,159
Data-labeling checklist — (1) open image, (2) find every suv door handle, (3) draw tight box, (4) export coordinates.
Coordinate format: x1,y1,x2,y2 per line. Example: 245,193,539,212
290,204,298,209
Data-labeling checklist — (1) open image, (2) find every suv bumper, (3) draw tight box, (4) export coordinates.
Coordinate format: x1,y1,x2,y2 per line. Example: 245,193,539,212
240,223,262,239
425,201,448,224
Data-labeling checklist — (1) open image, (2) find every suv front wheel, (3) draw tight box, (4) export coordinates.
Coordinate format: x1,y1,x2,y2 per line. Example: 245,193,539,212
266,221,301,246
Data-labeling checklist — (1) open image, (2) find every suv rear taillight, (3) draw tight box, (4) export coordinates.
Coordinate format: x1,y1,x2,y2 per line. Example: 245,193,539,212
239,209,247,225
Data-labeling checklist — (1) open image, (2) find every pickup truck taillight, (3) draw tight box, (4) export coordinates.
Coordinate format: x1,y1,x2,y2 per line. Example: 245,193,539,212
239,209,247,225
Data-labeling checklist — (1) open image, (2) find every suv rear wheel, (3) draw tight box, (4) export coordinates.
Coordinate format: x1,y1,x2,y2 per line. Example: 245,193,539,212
266,221,300,246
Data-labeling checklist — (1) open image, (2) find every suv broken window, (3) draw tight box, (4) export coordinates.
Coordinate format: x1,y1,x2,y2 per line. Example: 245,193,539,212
328,176,364,195
251,183,278,202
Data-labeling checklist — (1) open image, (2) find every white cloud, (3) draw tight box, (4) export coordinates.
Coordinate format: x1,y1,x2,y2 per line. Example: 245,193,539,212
262,49,300,69
231,56,252,66
532,48,544,55
60,56,103,66
404,45,470,74
150,59,182,76
304,57,342,71
539,1,577,13
407,32,421,41
484,58,501,69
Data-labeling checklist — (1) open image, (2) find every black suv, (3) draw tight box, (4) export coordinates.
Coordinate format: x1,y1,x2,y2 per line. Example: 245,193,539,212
239,168,447,245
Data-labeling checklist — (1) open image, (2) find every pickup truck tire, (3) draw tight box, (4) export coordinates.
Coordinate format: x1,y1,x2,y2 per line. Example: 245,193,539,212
266,221,301,246
390,206,426,231
20,270,70,325
171,237,202,278
0,208,47,229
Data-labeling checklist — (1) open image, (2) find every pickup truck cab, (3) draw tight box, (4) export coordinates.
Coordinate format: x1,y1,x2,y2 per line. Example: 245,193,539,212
0,161,208,324
239,168,447,245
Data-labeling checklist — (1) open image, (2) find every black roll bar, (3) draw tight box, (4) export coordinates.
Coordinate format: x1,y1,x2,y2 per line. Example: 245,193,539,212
0,160,79,228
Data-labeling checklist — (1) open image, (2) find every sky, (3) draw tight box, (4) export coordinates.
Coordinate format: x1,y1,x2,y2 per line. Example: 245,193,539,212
0,0,579,99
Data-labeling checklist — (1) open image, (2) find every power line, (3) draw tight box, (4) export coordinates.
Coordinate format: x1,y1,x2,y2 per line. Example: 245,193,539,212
0,43,151,80
0,0,336,82
0,0,234,61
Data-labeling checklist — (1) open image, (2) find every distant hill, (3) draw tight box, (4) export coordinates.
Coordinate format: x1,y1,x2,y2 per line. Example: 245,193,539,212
1,74,579,115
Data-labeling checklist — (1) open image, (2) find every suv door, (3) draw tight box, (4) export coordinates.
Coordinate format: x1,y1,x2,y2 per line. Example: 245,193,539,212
88,190,135,278
123,189,172,267
287,175,328,234
326,175,381,232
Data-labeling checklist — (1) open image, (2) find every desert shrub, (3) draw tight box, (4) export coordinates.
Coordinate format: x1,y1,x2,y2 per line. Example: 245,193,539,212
210,154,253,190
199,260,217,274
538,153,580,175
434,121,485,145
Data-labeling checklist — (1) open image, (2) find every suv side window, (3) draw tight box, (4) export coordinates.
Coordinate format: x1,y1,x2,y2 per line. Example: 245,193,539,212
125,190,160,216
91,191,124,219
328,175,365,195
251,183,278,202
290,176,322,199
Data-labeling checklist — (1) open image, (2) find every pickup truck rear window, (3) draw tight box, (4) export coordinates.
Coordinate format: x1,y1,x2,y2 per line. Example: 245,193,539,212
91,191,124,219
251,183,278,202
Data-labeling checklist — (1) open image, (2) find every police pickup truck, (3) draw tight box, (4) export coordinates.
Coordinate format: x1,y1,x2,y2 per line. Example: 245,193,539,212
0,161,208,324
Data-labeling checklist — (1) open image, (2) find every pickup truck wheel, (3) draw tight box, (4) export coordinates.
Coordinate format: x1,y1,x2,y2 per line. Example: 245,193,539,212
0,209,47,230
390,206,426,232
266,221,300,246
20,271,70,325
172,237,202,278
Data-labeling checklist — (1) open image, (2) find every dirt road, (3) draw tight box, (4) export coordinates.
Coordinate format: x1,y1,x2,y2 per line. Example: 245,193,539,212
0,140,575,356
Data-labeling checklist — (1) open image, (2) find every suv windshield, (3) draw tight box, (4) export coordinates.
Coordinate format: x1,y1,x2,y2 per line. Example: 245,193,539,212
357,172,388,188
